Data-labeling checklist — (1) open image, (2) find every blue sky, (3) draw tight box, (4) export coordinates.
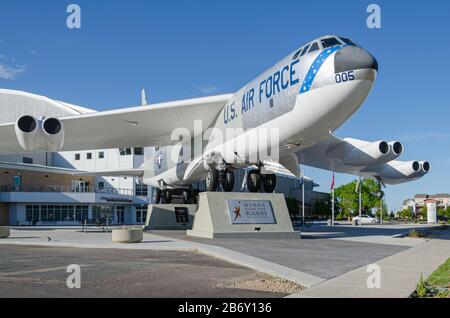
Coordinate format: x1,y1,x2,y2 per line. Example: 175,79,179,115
0,0,449,210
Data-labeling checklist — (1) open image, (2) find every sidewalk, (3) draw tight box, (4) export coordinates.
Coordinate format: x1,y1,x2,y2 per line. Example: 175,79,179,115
289,229,450,298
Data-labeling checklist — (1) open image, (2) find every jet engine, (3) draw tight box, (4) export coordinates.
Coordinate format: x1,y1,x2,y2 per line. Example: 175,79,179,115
42,118,65,152
14,115,64,152
343,140,390,166
377,160,421,180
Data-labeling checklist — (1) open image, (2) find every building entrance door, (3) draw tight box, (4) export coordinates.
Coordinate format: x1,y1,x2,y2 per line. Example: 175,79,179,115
116,206,125,224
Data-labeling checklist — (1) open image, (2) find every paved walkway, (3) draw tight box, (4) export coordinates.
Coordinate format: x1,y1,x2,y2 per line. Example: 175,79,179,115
1,228,323,287
289,229,450,298
2,226,448,296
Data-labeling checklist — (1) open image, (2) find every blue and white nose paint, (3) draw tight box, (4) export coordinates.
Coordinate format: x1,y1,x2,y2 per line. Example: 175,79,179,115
300,45,346,94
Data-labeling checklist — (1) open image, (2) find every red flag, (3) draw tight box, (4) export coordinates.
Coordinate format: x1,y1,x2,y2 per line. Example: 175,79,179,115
330,172,335,191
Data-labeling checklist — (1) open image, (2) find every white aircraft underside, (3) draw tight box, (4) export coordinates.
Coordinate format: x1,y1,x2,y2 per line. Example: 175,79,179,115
0,35,430,197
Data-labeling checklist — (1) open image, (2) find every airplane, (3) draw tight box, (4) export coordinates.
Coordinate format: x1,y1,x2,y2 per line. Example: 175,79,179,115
0,35,430,204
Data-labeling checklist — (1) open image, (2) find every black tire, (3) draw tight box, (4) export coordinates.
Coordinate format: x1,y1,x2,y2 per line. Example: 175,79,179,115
247,170,261,193
262,174,277,193
192,190,199,204
206,167,219,192
165,191,172,204
153,188,161,204
221,170,235,192
182,190,189,204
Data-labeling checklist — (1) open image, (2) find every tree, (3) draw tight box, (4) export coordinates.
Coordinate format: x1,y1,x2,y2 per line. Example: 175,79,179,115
313,199,331,219
285,197,300,220
334,178,386,219
398,208,413,220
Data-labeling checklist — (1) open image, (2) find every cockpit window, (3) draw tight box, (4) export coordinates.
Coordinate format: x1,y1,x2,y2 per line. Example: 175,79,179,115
308,42,319,53
300,44,310,56
339,37,358,46
293,49,302,60
321,37,342,49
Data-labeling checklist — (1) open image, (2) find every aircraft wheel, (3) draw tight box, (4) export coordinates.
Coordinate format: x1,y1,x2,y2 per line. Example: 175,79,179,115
165,191,172,204
206,167,219,192
247,170,261,193
153,188,161,204
262,174,277,193
221,170,235,192
182,190,189,204
192,190,199,204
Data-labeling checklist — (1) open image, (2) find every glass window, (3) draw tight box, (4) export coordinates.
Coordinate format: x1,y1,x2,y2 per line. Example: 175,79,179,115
119,148,132,156
75,154,80,161
135,184,148,197
61,206,68,221
134,147,144,156
300,44,310,56
293,49,302,60
308,42,319,53
321,38,342,49
41,205,48,221
26,206,33,222
98,152,105,159
54,206,61,221
33,205,40,222
339,37,357,46
23,157,33,164
98,182,105,189
136,205,147,223
47,206,55,221
86,153,92,160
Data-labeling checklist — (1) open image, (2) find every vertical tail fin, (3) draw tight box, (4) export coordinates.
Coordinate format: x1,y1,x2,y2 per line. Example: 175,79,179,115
141,88,148,106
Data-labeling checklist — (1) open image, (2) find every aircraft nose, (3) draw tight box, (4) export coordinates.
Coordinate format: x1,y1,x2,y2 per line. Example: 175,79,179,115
335,46,378,73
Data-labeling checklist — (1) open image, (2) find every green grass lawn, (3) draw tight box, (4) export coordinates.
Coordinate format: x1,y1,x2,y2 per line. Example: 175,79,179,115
427,258,450,287
413,258,450,298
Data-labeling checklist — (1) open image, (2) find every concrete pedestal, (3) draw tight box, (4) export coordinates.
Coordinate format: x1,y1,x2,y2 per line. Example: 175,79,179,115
145,204,197,230
0,226,11,238
187,192,300,239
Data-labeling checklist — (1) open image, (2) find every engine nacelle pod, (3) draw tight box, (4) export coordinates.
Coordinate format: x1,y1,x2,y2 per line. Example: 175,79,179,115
343,140,389,166
42,118,65,152
15,115,42,152
378,161,421,179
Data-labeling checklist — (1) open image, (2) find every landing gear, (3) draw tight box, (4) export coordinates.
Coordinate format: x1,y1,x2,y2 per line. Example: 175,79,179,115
262,173,277,193
246,169,261,193
160,190,172,204
220,170,235,192
182,190,190,204
153,188,161,204
246,168,277,193
206,166,219,192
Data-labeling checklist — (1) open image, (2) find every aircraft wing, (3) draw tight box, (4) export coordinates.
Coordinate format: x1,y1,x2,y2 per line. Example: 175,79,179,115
0,161,145,177
0,93,232,155
294,134,430,185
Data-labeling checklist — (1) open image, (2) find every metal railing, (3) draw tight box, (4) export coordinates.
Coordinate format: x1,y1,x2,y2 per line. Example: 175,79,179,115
0,184,134,196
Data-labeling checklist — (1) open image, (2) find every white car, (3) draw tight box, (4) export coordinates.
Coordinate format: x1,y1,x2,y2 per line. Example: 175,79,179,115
352,215,379,225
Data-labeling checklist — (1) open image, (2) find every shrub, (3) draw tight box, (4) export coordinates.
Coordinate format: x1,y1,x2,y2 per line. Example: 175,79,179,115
415,275,428,298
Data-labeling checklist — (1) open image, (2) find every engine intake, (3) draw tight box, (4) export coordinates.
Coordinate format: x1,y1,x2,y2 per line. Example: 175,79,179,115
15,115,64,152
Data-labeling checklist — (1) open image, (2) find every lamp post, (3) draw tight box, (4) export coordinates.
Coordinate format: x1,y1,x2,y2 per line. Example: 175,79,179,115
358,176,362,227
301,169,305,226
375,184,384,228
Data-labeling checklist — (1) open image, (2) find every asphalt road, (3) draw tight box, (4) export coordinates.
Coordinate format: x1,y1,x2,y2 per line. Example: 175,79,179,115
157,229,409,279
0,245,286,298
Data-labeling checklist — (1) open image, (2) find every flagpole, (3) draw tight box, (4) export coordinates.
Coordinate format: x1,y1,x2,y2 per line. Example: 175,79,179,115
331,172,335,227
332,187,335,227
358,176,362,227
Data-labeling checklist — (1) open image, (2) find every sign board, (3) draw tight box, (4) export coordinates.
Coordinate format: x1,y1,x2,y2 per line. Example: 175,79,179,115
226,200,276,224
426,202,437,224
175,207,190,224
